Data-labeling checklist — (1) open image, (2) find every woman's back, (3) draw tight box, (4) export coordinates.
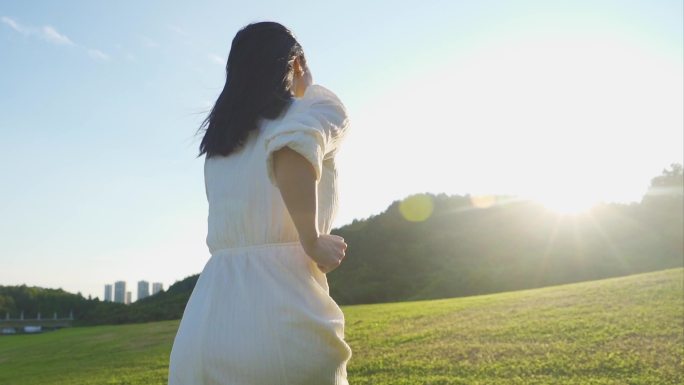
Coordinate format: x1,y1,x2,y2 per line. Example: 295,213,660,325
204,83,349,254
203,127,297,252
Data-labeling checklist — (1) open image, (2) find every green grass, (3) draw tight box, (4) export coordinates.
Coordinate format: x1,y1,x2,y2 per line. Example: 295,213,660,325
1,268,682,385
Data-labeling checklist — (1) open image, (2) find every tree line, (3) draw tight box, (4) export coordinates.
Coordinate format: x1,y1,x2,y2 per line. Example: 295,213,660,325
1,163,681,325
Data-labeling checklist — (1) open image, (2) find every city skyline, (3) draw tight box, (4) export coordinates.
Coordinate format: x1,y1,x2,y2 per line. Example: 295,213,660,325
104,280,164,304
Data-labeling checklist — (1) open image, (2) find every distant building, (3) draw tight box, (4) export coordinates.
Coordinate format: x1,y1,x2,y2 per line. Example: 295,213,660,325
114,281,126,303
137,280,150,301
125,291,132,305
152,282,164,295
104,284,113,302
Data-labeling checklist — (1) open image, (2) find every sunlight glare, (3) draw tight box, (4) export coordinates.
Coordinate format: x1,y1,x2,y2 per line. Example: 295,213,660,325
470,194,497,209
530,192,600,215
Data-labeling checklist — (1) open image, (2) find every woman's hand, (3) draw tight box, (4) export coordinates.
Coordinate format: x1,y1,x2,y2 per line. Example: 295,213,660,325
300,234,347,274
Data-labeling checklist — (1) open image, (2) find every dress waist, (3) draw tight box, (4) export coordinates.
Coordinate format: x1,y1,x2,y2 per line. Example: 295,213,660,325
211,241,303,257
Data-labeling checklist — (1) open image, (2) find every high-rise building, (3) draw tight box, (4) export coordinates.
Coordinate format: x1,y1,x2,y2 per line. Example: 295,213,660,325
104,284,113,302
137,280,150,301
125,291,132,305
152,282,164,295
114,281,126,303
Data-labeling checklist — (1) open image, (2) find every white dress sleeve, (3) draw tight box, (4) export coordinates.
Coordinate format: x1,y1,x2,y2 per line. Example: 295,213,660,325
264,84,350,187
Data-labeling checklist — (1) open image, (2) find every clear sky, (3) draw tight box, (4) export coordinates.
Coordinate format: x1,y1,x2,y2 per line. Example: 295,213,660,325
1,0,682,301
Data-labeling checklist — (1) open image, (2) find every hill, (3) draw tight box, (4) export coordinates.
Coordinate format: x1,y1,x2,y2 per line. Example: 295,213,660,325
0,268,681,384
328,191,682,305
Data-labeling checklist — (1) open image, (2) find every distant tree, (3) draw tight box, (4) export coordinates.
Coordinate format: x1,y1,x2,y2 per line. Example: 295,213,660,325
642,163,684,203
639,163,683,255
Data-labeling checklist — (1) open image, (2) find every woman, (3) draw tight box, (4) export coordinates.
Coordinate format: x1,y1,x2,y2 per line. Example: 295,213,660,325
167,21,352,384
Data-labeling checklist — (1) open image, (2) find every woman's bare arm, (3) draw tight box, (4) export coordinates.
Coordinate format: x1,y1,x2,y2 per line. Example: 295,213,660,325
271,146,320,247
271,146,348,273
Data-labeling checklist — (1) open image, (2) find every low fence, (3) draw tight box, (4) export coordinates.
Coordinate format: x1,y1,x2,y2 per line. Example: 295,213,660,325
1,311,74,335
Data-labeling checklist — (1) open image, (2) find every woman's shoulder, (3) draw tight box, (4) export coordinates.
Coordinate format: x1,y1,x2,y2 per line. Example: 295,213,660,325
300,84,344,105
287,84,348,116
259,83,349,137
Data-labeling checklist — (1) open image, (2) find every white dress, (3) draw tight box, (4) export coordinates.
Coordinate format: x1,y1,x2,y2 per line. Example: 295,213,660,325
167,84,353,385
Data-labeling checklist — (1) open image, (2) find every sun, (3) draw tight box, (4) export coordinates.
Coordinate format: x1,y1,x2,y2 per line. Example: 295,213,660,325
531,193,600,215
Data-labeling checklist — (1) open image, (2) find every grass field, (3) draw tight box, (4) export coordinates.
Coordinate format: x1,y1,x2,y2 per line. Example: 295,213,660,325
1,268,682,385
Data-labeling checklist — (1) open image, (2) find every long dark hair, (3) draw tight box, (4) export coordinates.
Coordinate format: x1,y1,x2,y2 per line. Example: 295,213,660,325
196,21,306,159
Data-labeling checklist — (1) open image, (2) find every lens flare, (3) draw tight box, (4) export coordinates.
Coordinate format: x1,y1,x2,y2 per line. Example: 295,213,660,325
399,194,434,222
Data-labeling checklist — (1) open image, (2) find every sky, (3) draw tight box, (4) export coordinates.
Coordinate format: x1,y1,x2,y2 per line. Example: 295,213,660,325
1,0,682,301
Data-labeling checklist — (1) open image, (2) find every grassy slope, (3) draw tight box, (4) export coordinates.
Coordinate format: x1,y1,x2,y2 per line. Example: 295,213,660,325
0,268,681,385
